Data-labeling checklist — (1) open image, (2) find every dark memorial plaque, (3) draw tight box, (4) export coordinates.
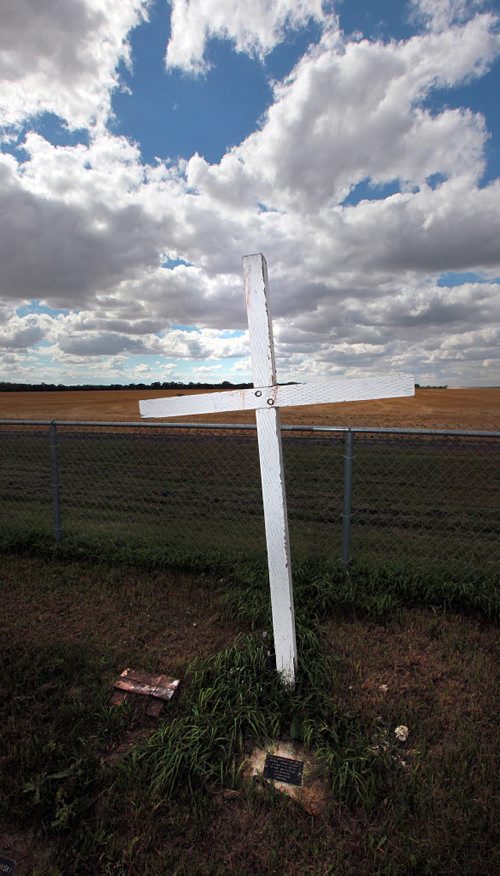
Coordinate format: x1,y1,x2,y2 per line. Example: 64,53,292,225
263,754,304,786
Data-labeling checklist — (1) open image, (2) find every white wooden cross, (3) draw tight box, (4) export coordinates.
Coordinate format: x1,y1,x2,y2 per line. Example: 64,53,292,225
139,253,414,684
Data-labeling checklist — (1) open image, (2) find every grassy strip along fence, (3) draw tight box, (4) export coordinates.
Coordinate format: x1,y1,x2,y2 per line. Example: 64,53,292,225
1,421,498,586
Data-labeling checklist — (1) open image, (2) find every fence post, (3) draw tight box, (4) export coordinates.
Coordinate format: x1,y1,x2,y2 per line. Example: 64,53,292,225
341,428,354,567
49,421,62,542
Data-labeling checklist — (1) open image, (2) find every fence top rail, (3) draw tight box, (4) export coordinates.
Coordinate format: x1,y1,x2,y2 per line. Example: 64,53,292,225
0,419,499,438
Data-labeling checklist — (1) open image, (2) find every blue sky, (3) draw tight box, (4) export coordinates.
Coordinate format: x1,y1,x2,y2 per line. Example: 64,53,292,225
1,0,500,387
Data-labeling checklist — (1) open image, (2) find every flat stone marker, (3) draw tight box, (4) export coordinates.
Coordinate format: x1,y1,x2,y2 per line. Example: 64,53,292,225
140,253,414,684
245,741,329,816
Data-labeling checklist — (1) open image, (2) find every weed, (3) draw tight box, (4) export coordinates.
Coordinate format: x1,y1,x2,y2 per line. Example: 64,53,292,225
0,550,497,874
0,641,128,831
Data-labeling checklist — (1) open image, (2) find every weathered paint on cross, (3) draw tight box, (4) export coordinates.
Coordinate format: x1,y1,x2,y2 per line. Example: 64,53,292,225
139,253,415,684
139,375,415,418
244,254,297,684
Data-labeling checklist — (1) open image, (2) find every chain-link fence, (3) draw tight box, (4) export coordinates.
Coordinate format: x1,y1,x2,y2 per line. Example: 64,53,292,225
0,420,498,583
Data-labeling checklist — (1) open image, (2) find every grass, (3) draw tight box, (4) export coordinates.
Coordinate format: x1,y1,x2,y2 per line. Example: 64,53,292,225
0,425,498,870
1,640,126,830
1,529,498,620
1,426,498,585
0,549,498,873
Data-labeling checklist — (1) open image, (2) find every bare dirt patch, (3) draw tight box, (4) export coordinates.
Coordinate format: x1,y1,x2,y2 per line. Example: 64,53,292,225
1,386,499,430
1,554,497,874
0,824,53,876
0,556,245,675
202,608,499,875
323,607,499,761
0,555,250,873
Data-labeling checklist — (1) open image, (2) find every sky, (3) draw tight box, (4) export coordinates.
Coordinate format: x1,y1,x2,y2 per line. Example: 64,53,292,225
1,0,499,388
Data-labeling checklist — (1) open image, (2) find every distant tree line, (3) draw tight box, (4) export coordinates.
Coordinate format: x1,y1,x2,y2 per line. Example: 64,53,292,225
1,380,445,392
0,381,255,392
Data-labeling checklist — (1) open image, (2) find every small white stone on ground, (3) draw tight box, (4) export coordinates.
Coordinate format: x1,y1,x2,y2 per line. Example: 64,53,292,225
395,724,409,742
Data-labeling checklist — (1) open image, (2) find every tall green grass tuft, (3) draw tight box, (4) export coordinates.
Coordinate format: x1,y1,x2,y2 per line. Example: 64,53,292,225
222,558,499,628
130,630,389,809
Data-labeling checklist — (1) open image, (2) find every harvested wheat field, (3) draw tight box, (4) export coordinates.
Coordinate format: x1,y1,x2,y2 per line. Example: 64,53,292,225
0,386,498,430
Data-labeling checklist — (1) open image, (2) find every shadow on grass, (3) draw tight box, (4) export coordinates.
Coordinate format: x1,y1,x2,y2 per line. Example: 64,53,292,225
0,542,498,874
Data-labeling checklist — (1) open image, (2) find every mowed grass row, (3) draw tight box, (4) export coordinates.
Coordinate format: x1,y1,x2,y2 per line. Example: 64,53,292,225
1,426,498,587
0,552,498,874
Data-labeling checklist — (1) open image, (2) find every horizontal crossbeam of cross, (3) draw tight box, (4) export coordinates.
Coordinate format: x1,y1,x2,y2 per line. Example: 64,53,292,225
139,373,414,419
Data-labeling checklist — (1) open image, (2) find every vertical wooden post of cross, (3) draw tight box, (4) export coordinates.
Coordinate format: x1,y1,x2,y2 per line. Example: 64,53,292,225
140,254,414,684
243,254,298,684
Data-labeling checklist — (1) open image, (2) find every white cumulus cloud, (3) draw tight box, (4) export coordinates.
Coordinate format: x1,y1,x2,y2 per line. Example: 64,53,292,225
0,0,499,387
166,0,327,73
187,14,500,210
0,0,149,130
